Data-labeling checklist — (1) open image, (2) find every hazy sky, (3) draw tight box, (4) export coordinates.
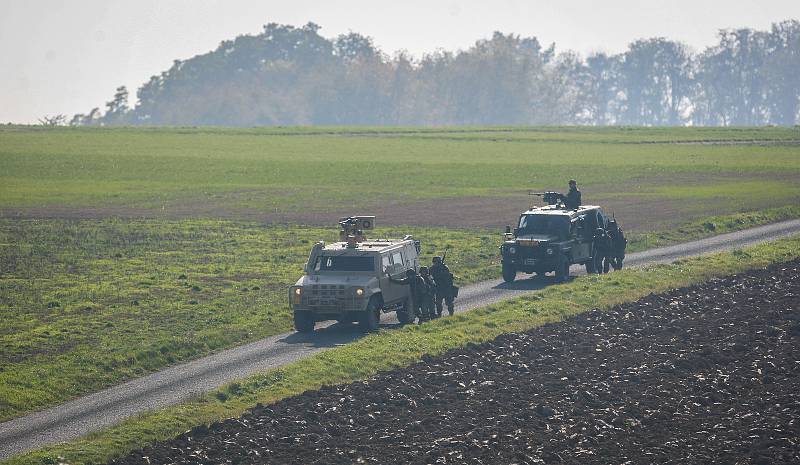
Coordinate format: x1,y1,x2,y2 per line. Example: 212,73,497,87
2,0,799,123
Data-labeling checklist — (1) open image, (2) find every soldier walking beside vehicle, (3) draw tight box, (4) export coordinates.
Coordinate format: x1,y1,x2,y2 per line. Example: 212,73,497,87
389,268,429,324
431,255,457,316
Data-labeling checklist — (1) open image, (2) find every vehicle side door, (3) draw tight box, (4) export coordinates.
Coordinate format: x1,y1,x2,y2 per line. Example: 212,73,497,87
382,249,408,305
573,215,593,261
378,253,395,302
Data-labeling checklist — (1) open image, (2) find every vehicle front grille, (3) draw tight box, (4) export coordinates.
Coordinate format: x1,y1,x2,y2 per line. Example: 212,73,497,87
303,284,360,311
517,245,546,259
309,284,346,298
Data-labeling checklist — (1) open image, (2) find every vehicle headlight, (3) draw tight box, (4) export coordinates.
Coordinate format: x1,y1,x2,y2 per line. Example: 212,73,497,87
508,246,516,254
293,287,302,304
355,287,365,297
546,248,555,255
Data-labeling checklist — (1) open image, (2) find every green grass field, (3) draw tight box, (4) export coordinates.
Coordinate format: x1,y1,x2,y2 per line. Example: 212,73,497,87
1,126,798,224
1,126,798,424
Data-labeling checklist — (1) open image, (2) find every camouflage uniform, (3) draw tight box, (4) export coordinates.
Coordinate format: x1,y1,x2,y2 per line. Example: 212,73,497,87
419,267,437,321
431,257,455,316
389,269,428,323
563,187,581,210
608,220,627,270
594,227,612,274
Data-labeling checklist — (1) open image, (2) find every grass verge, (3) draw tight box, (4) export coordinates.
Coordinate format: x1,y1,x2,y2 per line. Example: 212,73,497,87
5,233,800,465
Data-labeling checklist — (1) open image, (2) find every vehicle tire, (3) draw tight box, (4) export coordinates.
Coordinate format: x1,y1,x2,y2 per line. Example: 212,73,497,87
396,297,413,325
556,257,570,283
359,298,381,332
293,311,315,333
502,263,516,283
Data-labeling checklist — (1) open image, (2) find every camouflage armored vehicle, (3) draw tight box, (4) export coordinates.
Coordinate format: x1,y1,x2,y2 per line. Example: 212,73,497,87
500,192,611,283
289,216,421,333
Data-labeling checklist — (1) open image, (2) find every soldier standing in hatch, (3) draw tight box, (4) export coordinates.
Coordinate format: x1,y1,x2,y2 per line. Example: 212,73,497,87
431,256,456,316
389,268,428,324
559,179,582,210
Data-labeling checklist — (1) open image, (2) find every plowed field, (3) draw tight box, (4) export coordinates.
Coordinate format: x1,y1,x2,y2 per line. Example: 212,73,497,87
112,260,800,465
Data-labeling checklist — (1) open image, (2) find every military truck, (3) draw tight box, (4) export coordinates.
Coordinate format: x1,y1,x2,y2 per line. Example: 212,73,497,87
500,192,611,283
289,216,421,333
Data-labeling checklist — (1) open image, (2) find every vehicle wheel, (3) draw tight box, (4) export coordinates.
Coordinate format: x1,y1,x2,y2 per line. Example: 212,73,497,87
556,258,570,283
359,298,381,332
396,298,413,324
502,263,516,283
293,311,315,333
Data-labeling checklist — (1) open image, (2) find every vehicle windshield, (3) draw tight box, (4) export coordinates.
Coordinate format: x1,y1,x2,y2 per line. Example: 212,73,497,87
518,214,569,237
315,255,374,272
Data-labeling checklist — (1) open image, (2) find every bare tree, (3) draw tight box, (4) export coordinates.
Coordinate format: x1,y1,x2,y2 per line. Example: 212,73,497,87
38,114,67,126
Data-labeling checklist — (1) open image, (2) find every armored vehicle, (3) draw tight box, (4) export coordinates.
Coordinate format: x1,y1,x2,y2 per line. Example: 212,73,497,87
500,192,610,283
289,216,421,333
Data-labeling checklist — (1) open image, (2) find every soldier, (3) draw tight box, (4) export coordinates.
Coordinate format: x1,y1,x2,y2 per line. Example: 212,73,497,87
559,180,582,210
431,256,456,316
419,267,437,320
607,219,627,270
389,268,428,324
594,227,612,273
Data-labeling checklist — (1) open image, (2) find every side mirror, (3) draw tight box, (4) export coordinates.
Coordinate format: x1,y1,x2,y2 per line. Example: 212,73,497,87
513,228,519,236
505,225,511,234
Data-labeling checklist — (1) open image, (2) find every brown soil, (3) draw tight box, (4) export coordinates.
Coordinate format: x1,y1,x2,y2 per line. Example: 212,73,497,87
110,259,800,465
1,193,779,234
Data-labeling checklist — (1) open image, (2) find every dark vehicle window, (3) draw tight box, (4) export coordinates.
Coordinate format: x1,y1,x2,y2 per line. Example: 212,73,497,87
315,255,374,272
518,215,569,237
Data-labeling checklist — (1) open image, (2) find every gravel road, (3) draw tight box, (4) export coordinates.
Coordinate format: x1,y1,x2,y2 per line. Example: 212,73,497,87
1,219,799,459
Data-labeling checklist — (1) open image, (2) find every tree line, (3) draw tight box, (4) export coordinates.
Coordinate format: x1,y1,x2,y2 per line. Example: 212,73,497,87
69,20,800,127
